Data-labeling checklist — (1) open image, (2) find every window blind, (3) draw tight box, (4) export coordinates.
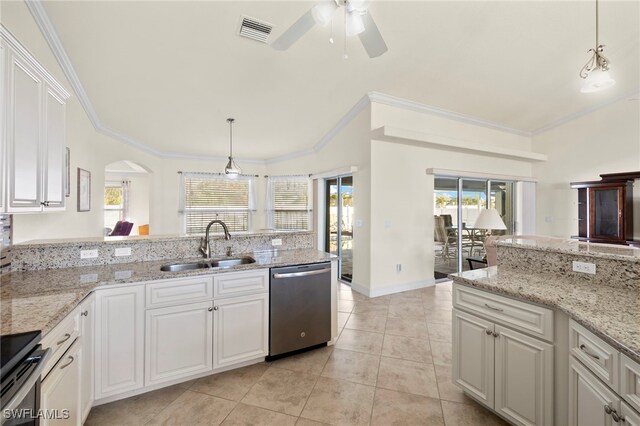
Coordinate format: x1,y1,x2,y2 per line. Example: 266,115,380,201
181,173,254,235
267,177,311,230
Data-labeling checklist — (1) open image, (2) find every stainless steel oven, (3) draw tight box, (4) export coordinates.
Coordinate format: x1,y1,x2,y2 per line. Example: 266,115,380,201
1,332,49,426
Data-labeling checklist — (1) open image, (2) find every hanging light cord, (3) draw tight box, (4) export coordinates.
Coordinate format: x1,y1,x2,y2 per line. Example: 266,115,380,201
228,118,234,158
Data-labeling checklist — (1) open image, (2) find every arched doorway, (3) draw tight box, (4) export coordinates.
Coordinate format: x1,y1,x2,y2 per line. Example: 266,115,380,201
104,160,152,236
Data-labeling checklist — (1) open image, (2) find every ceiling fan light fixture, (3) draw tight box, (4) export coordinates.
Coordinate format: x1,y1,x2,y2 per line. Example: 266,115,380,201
312,1,338,25
345,11,365,36
223,118,241,178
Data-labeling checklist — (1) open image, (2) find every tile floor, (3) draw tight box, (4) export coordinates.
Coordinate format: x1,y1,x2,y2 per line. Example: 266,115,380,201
86,281,508,426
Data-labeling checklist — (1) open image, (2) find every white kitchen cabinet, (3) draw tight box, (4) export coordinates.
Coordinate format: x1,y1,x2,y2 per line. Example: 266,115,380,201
569,357,620,426
79,295,95,423
452,309,495,408
494,325,554,426
95,286,145,399
0,25,69,213
41,339,82,426
145,301,213,386
0,41,5,213
622,402,640,426
213,293,269,369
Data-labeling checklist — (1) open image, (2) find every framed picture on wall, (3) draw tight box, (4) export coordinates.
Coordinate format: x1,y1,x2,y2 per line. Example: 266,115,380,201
77,168,91,212
65,147,71,197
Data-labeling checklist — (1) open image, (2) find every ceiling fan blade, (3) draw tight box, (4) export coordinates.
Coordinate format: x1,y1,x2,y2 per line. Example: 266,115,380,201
271,9,317,51
358,11,388,58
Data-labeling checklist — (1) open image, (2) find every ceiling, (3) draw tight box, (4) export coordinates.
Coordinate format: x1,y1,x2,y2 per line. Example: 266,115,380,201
39,1,640,160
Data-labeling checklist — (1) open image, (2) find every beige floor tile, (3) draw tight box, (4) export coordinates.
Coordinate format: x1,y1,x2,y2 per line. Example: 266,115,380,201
381,334,433,363
190,363,268,401
434,364,474,404
337,312,350,329
221,403,298,426
428,322,452,342
352,301,389,316
430,340,453,366
371,388,444,426
241,367,317,416
338,300,355,313
377,356,440,399
440,400,509,426
389,291,423,305
270,346,333,376
300,377,375,426
296,418,331,426
345,313,387,333
85,385,186,426
384,316,429,339
147,390,236,425
423,298,454,310
387,302,426,319
335,328,384,355
321,348,380,386
425,309,453,324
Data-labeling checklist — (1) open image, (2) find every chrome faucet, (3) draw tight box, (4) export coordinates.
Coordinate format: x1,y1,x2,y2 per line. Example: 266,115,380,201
199,220,231,258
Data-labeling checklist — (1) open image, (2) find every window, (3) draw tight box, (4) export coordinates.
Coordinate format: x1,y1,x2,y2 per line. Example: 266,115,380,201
104,181,124,230
180,173,255,235
267,176,312,230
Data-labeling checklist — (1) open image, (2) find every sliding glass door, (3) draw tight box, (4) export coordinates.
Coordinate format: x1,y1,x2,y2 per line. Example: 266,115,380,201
325,176,353,282
433,176,515,280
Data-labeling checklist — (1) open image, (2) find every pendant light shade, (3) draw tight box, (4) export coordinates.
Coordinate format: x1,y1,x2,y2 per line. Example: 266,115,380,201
224,118,241,179
580,67,616,93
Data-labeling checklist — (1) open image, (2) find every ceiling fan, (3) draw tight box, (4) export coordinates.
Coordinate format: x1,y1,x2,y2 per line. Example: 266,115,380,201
271,0,388,58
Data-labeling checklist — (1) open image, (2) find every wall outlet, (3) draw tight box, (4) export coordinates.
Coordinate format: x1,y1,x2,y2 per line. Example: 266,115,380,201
80,273,98,283
271,238,282,246
80,249,99,259
396,263,402,273
115,270,132,280
115,247,132,257
572,261,596,275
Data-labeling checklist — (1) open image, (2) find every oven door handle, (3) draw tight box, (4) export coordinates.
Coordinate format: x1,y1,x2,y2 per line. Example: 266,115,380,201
1,348,51,420
273,268,331,279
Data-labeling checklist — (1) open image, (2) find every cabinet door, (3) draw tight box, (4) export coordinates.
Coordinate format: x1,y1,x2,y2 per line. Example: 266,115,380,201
7,51,42,212
145,301,213,386
41,339,82,426
621,402,640,426
494,325,554,425
42,86,65,210
213,293,268,369
452,309,495,409
95,286,144,399
79,295,95,423
569,357,619,426
1,42,5,213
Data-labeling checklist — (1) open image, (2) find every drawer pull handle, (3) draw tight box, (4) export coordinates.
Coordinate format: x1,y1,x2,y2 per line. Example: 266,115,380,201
611,410,622,423
60,356,74,369
484,303,504,312
579,344,600,360
56,333,72,346
208,307,213,312
605,405,613,414
81,310,89,317
485,329,493,335
492,332,500,338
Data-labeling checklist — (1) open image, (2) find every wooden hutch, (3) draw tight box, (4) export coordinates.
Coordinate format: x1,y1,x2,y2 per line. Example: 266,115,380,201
570,171,639,247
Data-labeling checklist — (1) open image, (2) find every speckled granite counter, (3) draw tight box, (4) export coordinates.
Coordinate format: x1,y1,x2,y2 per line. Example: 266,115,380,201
1,248,336,336
451,266,640,364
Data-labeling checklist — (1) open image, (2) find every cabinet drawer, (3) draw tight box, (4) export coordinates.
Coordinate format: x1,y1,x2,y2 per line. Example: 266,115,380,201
569,320,619,391
453,284,554,341
213,269,269,298
146,276,214,308
41,307,80,379
621,354,640,413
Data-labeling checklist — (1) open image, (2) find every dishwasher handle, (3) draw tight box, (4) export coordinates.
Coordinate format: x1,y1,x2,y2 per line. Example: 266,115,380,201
273,268,331,279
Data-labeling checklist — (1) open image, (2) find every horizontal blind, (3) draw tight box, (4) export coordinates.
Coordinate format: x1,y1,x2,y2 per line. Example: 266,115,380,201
183,175,251,235
269,178,311,230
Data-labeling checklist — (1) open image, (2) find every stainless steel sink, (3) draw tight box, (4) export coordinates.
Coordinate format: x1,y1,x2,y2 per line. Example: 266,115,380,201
211,256,256,268
160,256,256,272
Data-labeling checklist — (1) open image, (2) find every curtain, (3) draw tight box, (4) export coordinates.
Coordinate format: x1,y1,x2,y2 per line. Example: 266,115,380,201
121,180,131,221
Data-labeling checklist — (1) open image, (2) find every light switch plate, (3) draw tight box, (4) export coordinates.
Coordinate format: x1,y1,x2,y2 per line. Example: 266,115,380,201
572,261,596,275
115,247,131,257
80,249,98,259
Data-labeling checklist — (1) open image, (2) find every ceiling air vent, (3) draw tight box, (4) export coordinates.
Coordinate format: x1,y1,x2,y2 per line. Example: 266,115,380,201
238,16,273,44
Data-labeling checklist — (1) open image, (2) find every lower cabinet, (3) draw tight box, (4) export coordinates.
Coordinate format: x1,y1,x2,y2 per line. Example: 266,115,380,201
79,295,95,423
40,339,82,426
453,308,554,426
622,402,640,426
94,285,145,399
213,293,269,369
569,357,620,426
145,301,213,386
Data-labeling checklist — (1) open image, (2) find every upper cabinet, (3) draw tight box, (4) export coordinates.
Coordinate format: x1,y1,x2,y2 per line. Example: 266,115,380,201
0,25,70,213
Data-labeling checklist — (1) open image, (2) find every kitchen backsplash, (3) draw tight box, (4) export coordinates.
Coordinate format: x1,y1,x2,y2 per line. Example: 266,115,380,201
10,231,316,271
0,215,12,274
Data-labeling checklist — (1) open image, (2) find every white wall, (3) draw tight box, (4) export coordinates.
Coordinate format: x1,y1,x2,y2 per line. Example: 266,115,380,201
533,99,640,239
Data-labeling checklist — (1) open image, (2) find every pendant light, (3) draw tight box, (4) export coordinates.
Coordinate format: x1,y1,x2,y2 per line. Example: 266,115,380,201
579,0,615,93
224,118,241,179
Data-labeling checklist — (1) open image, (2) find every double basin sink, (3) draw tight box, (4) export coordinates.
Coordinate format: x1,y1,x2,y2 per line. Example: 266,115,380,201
160,256,255,272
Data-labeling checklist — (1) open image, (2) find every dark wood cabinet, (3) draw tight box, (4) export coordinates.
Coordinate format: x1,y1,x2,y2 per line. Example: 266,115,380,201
571,173,637,245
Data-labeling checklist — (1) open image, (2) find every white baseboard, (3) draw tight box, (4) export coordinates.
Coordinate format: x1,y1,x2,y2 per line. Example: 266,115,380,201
350,278,436,298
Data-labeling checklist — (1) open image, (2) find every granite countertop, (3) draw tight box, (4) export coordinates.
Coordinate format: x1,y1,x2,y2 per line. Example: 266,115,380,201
451,267,640,364
1,248,336,337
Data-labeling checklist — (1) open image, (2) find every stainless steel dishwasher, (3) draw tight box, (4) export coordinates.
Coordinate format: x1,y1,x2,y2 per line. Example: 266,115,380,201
269,262,332,358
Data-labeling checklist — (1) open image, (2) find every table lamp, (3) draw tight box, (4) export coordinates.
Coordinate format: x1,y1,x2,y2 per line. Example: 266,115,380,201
474,208,507,233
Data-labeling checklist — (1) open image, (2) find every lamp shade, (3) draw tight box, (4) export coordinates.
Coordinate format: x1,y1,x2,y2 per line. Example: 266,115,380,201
580,68,616,93
474,208,507,230
312,1,338,25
